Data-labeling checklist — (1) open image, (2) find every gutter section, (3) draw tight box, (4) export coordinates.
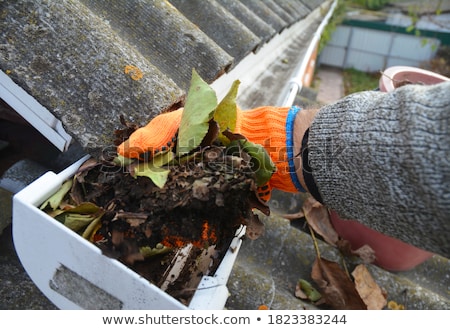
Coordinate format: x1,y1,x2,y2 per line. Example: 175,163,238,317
0,70,72,152
281,0,338,107
211,0,337,109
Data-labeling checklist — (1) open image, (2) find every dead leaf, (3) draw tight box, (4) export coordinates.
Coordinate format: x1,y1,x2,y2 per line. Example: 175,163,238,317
352,245,376,264
113,115,139,146
200,120,220,148
39,179,73,211
295,286,308,300
63,213,96,232
244,213,265,240
75,158,100,182
115,212,148,227
387,300,405,310
248,190,271,216
192,177,212,201
352,264,387,310
311,257,367,310
303,197,339,246
64,202,101,214
279,210,305,220
81,215,101,240
336,239,353,256
222,129,247,142
111,229,125,246
336,239,376,264
122,252,145,265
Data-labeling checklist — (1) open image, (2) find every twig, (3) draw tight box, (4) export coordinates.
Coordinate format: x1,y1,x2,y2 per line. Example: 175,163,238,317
308,224,321,259
278,210,305,220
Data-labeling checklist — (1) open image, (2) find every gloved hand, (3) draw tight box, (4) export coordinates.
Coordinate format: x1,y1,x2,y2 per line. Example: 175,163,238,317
117,106,306,201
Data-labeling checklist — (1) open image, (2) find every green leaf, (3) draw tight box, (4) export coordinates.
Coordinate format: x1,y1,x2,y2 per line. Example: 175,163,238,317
227,140,276,186
65,202,101,214
177,69,217,156
82,215,102,240
54,202,102,233
131,151,174,188
214,80,240,145
113,154,134,167
40,179,73,210
140,244,172,258
150,151,175,167
63,213,95,232
298,279,322,302
133,163,170,188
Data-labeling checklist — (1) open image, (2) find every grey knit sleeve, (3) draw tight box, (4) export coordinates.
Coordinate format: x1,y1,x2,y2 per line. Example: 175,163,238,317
308,81,450,257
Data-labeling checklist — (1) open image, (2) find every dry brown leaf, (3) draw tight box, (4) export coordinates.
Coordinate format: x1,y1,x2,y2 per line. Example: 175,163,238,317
244,213,265,240
303,197,339,246
294,285,308,300
336,239,352,255
75,158,100,183
336,239,376,264
311,257,367,310
279,210,305,220
352,245,376,264
352,264,387,310
387,300,405,310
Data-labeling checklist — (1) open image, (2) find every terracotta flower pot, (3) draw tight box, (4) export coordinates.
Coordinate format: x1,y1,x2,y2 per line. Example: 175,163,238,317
329,211,433,271
379,65,449,92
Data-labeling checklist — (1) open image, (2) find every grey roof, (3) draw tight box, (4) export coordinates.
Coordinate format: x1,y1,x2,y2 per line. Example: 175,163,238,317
0,0,327,157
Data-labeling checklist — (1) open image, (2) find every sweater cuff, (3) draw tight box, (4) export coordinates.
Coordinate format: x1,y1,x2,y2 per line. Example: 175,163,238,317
300,128,323,203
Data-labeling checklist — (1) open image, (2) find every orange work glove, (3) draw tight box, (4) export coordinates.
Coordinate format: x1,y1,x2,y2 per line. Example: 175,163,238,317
117,106,306,200
118,108,183,160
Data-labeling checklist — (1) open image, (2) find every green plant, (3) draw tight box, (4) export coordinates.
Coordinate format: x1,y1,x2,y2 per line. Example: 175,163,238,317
364,0,388,10
343,68,380,95
423,45,450,77
319,0,388,54
404,0,445,49
319,0,347,53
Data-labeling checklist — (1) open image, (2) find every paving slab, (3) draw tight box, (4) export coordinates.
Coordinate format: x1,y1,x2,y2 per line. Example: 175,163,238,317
315,65,345,104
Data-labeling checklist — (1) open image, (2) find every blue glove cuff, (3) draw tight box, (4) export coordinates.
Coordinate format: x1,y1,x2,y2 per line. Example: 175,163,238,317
286,105,306,192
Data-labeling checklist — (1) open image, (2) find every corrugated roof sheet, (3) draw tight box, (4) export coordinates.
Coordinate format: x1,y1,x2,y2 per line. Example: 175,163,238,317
217,0,277,44
80,0,234,89
0,0,328,157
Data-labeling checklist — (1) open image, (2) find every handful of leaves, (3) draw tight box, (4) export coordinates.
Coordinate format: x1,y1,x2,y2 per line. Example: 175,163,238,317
38,69,276,305
40,69,273,263
120,69,275,191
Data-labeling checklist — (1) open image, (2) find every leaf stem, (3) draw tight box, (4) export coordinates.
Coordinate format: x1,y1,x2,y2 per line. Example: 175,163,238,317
308,224,321,259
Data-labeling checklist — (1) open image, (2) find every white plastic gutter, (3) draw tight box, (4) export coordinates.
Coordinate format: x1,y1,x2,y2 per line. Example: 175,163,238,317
281,0,338,107
0,70,72,152
211,1,333,104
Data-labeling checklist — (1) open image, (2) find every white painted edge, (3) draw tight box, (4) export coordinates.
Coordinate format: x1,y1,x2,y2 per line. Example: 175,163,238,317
0,70,72,151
